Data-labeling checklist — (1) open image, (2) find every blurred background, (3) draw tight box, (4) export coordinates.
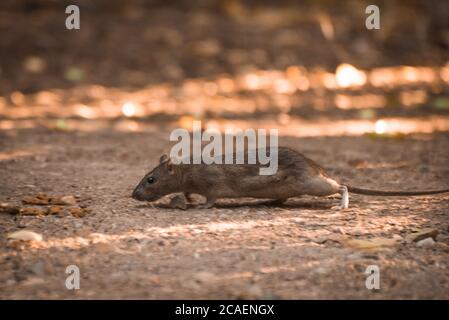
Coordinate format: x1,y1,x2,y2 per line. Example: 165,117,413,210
1,0,449,136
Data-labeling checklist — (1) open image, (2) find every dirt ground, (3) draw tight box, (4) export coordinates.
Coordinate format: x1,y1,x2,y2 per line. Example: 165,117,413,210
1,127,449,299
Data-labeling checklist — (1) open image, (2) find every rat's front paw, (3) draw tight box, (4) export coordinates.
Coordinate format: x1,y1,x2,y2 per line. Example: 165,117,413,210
169,194,187,210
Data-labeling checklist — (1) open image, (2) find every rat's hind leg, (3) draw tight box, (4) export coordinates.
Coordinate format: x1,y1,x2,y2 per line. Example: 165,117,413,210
331,185,349,210
305,176,348,210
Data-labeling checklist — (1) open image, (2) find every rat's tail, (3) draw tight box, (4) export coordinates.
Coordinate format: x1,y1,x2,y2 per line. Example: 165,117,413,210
347,186,449,196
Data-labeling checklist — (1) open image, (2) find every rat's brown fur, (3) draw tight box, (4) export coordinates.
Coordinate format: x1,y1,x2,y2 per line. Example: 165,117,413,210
132,147,449,209
132,147,338,206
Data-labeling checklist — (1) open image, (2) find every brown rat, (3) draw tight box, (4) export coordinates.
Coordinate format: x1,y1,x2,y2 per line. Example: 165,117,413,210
131,147,449,209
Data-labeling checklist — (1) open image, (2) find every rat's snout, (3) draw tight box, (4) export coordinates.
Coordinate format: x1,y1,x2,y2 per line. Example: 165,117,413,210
131,180,148,201
131,187,145,201
131,181,160,202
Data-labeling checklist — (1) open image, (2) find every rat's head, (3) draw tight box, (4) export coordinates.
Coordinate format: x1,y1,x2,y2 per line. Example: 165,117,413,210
132,154,179,202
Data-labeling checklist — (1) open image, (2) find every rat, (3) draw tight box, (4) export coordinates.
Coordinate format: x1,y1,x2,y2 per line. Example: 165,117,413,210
131,147,449,210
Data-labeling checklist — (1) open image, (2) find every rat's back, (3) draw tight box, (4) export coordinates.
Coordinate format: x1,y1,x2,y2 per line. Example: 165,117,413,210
178,147,329,199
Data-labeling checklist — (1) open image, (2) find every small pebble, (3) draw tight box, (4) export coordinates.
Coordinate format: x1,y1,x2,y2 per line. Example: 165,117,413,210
416,237,435,248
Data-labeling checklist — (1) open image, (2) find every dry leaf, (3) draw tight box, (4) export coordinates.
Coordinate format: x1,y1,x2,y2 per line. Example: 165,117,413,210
20,207,47,216
406,228,439,243
22,193,51,205
341,237,398,251
69,207,92,218
47,205,63,215
0,203,20,215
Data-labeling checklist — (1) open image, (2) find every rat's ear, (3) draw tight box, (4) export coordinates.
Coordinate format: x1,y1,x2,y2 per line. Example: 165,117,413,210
159,154,169,164
160,154,175,174
166,160,175,175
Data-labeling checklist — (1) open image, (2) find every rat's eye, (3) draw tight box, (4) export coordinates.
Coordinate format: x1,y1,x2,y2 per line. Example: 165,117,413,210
147,176,156,184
